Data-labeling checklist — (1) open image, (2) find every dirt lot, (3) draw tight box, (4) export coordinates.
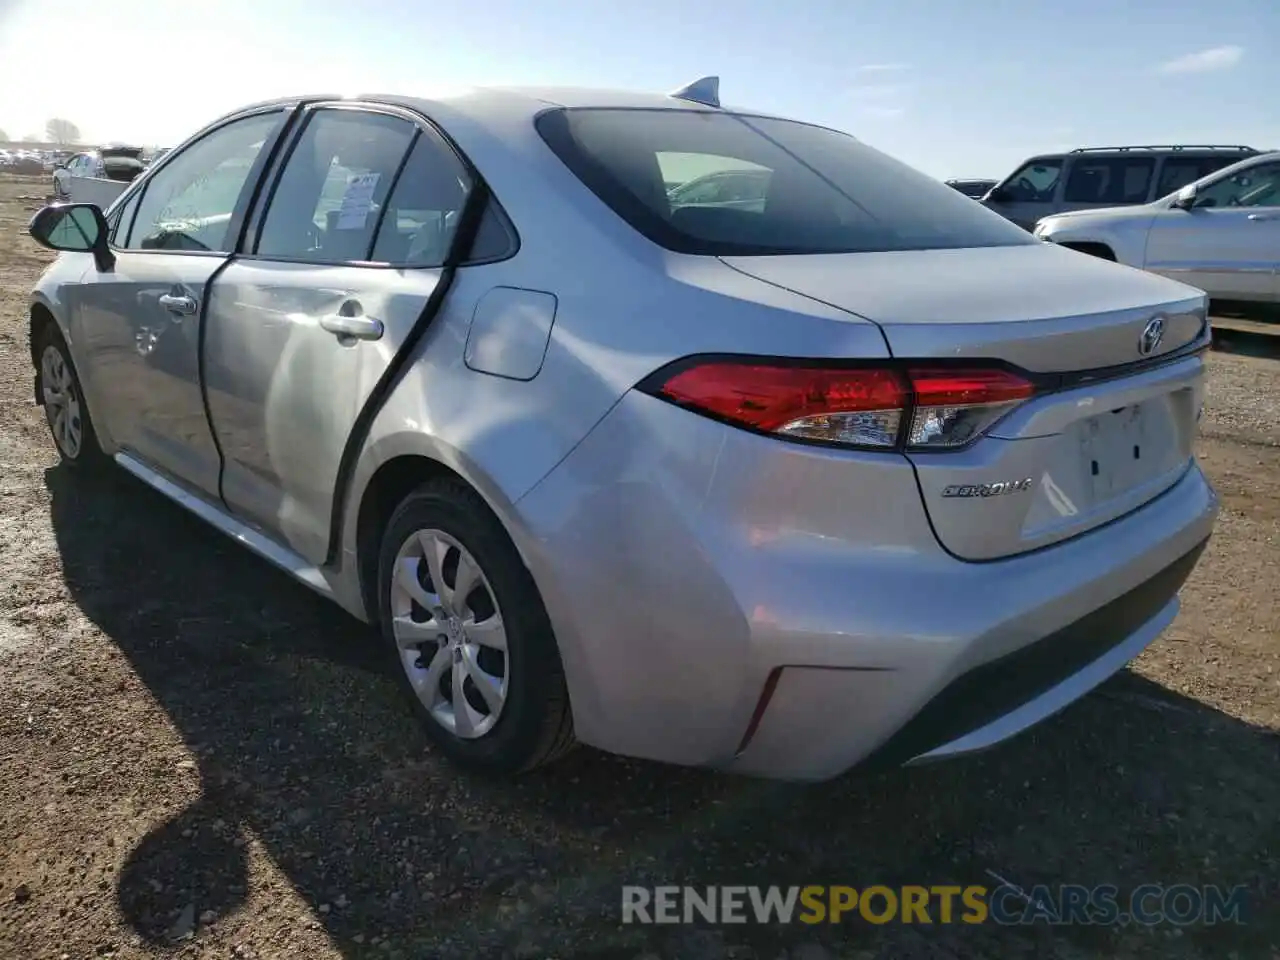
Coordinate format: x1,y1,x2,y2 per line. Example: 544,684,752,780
0,171,1276,960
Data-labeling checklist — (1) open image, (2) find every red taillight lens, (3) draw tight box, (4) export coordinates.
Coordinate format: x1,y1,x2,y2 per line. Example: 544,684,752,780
643,359,1036,450
656,362,909,447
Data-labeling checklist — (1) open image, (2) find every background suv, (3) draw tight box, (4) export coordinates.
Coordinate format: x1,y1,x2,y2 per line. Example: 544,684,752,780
983,144,1259,230
1035,151,1280,316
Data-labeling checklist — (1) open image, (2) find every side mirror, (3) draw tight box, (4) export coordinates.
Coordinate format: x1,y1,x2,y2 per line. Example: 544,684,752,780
985,187,1008,203
1173,184,1198,210
28,203,114,272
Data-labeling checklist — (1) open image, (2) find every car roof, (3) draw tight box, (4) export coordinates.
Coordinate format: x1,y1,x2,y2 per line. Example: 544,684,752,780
228,85,796,126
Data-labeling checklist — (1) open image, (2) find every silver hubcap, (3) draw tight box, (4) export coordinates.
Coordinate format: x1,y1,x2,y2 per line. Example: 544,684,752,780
390,529,508,739
41,344,82,459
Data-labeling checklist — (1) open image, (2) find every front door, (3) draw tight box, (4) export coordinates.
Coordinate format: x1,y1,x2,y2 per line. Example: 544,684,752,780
204,105,477,564
1144,159,1280,304
71,109,289,496
982,156,1064,230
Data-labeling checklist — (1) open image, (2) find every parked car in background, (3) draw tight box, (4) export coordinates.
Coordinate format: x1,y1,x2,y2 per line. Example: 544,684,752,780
983,144,1259,230
667,165,770,209
944,178,998,199
26,81,1216,782
1035,151,1280,316
52,144,147,205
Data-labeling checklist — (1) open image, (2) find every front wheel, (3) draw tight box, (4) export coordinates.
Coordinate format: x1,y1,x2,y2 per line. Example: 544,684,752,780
37,327,107,470
376,479,576,775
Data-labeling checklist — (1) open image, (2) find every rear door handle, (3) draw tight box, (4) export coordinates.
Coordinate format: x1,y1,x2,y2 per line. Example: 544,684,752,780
319,313,384,341
158,294,198,316
1246,212,1280,221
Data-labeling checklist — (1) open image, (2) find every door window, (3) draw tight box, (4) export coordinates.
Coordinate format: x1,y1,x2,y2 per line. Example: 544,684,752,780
998,158,1063,202
1157,158,1225,196
367,129,484,265
109,188,142,246
667,162,770,207
256,109,416,262
1191,162,1280,208
1063,157,1154,204
125,111,283,254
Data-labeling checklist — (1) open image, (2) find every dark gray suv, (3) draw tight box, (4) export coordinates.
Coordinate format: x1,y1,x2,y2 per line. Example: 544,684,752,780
983,144,1259,230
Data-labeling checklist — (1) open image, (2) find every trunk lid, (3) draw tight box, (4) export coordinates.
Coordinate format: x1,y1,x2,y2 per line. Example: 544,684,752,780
723,243,1209,560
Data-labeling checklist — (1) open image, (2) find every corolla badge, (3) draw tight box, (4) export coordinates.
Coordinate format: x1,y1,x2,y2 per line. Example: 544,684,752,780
1138,316,1165,356
942,478,1033,499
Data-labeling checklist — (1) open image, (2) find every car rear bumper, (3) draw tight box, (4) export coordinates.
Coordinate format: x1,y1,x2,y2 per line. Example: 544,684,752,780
512,390,1219,781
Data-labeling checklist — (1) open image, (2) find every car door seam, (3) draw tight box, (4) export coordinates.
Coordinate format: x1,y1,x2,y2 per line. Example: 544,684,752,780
323,179,493,568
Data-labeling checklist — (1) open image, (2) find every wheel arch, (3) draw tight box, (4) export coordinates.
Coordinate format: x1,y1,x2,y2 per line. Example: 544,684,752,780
350,437,537,628
1056,240,1117,261
29,298,64,399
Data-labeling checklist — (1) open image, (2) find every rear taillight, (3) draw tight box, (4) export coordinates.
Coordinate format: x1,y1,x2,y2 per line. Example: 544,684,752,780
641,358,1036,451
905,367,1036,448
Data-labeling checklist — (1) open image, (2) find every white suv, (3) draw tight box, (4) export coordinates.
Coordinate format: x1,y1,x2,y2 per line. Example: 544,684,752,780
1034,151,1280,314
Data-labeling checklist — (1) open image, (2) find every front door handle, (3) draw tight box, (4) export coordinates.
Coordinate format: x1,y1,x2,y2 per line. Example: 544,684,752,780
158,293,197,316
319,313,384,341
1246,212,1280,222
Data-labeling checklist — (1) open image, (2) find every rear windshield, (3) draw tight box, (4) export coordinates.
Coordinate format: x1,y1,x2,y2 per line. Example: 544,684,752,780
536,108,1035,256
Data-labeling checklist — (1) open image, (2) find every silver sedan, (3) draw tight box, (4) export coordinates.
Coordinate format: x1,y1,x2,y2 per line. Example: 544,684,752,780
26,80,1217,781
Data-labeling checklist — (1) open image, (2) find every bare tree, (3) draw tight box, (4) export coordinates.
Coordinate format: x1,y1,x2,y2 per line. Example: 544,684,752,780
0,129,9,144
45,118,80,145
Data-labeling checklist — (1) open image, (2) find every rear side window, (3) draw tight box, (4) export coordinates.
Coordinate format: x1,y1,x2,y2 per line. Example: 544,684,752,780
1063,157,1154,204
1157,156,1250,197
257,110,416,262
537,108,1034,256
367,130,516,265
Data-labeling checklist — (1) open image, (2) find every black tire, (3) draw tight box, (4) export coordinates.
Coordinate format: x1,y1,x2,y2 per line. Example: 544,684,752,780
376,478,576,774
35,324,108,471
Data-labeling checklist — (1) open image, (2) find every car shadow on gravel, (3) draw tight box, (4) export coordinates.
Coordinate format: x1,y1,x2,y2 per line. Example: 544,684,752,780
45,465,1279,960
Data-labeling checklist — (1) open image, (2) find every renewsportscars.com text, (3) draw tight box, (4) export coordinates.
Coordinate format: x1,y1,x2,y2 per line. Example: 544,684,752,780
621,884,1248,926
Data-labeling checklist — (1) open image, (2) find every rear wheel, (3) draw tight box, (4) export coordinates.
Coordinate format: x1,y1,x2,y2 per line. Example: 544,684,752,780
376,479,575,774
37,326,107,470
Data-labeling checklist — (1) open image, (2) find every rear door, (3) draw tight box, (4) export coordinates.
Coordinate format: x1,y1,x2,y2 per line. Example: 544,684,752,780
1054,155,1156,215
1143,158,1280,303
69,109,290,496
204,104,480,564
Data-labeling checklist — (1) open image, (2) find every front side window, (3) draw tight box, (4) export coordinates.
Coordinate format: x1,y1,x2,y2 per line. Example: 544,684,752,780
1063,157,1154,204
109,188,141,246
126,111,283,253
538,108,1034,255
257,109,416,262
1192,161,1280,209
997,159,1063,203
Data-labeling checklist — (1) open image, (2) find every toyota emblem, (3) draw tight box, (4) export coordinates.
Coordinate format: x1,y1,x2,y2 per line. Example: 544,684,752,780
1138,316,1165,356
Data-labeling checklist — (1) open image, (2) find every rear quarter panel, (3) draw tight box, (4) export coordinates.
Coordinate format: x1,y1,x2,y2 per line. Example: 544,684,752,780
343,91,893,566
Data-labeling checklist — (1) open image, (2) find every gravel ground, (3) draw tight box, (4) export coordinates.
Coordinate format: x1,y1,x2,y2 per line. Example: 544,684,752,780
0,173,1276,960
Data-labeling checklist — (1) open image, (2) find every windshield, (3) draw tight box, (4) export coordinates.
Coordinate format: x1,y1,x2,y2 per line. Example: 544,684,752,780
536,108,1036,256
